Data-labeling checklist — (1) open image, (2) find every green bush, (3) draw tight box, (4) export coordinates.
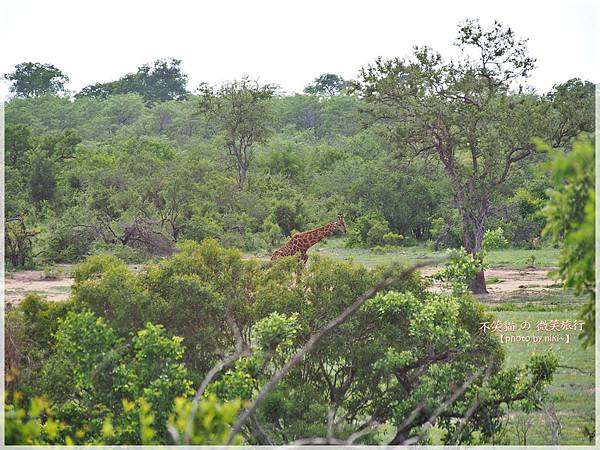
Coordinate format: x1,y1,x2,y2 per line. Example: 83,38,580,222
431,248,487,295
5,390,242,445
6,294,73,393
503,188,546,247
383,232,404,246
272,200,306,237
42,209,96,263
91,242,148,264
429,214,463,249
7,239,563,445
483,227,509,250
36,310,192,443
346,213,390,247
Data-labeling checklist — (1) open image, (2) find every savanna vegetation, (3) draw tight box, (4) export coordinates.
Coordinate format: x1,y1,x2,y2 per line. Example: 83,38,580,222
4,19,595,445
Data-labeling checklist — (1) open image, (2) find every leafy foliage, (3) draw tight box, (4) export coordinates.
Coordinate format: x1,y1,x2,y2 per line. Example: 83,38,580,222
304,73,347,96
541,135,595,346
196,78,275,190
346,213,391,247
432,248,488,295
483,227,509,250
4,62,69,97
76,58,188,103
355,20,594,292
31,310,193,443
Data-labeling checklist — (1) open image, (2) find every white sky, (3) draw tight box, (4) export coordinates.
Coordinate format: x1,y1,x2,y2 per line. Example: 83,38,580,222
0,0,598,99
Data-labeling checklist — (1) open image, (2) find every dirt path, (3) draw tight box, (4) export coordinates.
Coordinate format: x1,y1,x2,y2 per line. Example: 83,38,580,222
4,266,556,307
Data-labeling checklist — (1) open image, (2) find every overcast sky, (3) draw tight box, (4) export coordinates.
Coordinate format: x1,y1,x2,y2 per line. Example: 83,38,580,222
1,0,597,99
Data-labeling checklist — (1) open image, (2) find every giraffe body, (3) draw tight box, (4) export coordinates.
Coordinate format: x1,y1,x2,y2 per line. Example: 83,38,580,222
271,216,346,263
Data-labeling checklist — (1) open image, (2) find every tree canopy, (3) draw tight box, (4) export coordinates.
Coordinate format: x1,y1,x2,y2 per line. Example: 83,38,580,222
76,58,189,103
4,62,70,98
304,73,347,96
355,19,594,293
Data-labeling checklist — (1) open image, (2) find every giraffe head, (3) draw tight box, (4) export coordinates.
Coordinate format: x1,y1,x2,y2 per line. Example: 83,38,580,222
333,215,347,233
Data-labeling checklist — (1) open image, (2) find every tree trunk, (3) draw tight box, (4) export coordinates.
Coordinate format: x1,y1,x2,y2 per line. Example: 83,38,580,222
237,161,247,191
389,429,411,445
469,270,487,294
462,209,488,295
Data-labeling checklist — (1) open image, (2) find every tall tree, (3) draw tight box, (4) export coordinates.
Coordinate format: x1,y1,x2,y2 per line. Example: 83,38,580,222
355,20,591,293
133,58,189,103
4,62,69,98
196,78,275,190
75,58,188,103
304,73,347,96
546,78,595,148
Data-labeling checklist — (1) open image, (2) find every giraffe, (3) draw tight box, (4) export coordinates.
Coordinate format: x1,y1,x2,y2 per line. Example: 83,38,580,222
271,215,347,263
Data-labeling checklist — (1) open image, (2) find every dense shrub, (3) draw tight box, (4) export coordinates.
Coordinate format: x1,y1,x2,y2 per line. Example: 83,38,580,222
483,227,509,250
431,248,488,295
6,240,559,445
5,293,72,392
35,311,192,443
346,213,391,247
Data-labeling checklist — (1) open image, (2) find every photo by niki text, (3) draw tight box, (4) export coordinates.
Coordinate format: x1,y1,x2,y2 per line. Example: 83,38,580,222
480,319,585,344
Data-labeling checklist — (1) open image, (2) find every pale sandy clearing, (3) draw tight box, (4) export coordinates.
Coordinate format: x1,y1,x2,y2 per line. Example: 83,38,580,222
5,270,73,307
4,266,556,308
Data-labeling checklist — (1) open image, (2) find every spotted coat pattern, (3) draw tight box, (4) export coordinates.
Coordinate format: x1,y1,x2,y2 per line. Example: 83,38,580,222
271,216,347,263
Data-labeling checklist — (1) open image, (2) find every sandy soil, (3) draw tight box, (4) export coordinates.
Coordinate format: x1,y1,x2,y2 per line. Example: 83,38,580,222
420,266,558,297
5,270,74,308
4,266,556,308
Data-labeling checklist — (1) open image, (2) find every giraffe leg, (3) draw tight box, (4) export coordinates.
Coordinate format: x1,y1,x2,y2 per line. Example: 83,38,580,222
300,252,308,264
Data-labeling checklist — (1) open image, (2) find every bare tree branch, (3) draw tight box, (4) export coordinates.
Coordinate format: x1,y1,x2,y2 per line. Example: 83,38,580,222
398,368,484,445
183,312,251,444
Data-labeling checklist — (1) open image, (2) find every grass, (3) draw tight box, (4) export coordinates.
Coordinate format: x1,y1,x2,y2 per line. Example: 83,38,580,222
485,307,595,445
308,238,560,269
487,276,501,284
53,286,72,293
485,289,585,311
484,247,561,268
425,291,593,445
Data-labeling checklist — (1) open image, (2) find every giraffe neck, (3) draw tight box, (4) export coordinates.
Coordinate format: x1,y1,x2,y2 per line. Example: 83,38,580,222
304,221,336,248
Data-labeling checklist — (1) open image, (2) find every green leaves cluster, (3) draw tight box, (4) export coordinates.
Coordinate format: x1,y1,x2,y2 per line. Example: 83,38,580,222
432,248,488,295
483,227,509,250
541,134,595,346
4,62,69,98
35,310,192,443
346,213,391,247
76,58,188,103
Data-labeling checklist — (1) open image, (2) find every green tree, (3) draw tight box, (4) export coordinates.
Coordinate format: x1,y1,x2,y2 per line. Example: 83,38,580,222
36,310,192,443
355,20,592,293
4,62,70,97
304,73,347,96
196,78,275,190
37,128,82,161
76,58,188,103
547,78,595,148
29,151,57,205
542,135,595,346
5,123,33,169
